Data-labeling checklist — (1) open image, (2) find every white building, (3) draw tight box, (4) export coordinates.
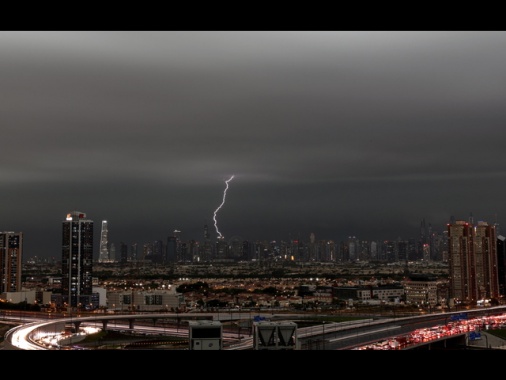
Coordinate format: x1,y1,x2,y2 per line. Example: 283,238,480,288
1,289,36,304
92,286,107,307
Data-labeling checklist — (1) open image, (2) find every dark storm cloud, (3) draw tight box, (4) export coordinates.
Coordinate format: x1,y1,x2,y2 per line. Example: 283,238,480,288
2,31,506,259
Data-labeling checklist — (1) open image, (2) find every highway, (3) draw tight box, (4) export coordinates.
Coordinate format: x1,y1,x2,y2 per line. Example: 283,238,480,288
278,306,506,350
3,306,506,350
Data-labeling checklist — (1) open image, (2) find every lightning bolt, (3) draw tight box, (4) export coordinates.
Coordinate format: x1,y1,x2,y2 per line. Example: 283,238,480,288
213,175,234,239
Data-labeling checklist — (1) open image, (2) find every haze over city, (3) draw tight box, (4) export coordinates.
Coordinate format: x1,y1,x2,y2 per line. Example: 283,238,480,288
1,31,506,261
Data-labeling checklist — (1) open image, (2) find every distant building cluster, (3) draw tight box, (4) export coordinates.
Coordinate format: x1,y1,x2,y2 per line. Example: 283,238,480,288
85,218,451,265
2,212,506,310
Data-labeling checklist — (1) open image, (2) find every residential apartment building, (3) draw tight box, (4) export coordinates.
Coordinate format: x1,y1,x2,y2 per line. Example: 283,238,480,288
61,211,94,309
0,231,23,293
448,220,500,305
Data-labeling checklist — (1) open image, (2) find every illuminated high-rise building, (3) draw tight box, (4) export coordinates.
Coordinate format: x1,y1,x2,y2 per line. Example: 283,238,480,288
98,220,109,263
448,220,499,305
201,224,213,262
215,236,227,261
0,231,23,293
474,221,499,300
109,242,116,262
62,211,94,309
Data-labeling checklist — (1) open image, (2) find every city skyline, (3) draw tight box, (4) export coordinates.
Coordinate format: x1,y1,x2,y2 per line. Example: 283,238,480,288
16,212,499,263
2,31,506,260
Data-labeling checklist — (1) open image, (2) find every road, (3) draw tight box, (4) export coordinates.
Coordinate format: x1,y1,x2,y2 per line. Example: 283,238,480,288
3,306,506,350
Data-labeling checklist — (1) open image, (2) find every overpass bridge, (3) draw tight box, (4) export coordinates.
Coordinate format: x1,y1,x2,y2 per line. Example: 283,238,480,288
2,311,266,350
403,333,467,350
348,308,506,350
4,306,506,350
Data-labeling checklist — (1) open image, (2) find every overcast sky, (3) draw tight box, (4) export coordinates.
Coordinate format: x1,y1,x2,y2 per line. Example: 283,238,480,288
2,31,506,261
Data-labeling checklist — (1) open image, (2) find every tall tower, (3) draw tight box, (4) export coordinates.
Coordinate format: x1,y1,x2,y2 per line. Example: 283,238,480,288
98,220,109,263
202,223,213,262
308,232,317,261
119,242,128,264
418,218,428,261
474,221,499,300
0,231,23,293
130,242,138,261
448,219,500,305
109,243,116,262
62,211,94,309
497,235,506,297
166,230,181,263
448,220,474,304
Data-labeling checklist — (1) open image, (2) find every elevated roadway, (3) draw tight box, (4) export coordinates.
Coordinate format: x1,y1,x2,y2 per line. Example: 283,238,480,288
4,306,506,350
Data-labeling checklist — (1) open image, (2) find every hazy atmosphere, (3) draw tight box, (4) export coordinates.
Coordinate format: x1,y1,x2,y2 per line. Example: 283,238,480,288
1,31,506,261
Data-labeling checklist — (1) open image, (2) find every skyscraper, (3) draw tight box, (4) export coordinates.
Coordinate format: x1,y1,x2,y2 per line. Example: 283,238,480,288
202,224,212,262
151,240,164,264
0,231,23,293
109,242,116,262
497,235,506,297
98,220,109,263
474,221,500,300
448,220,500,305
166,235,177,263
130,242,138,261
62,211,94,309
119,242,128,264
204,224,210,241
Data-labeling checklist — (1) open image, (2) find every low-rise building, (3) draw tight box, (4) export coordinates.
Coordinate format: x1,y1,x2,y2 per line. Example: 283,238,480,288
0,289,36,304
107,288,184,312
402,275,443,307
